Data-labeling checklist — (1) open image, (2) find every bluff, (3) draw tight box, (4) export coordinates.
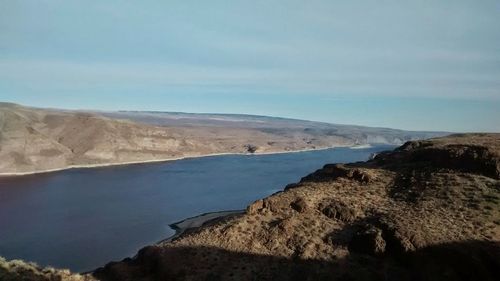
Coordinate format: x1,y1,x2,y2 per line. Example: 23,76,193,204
92,133,500,281
0,102,444,175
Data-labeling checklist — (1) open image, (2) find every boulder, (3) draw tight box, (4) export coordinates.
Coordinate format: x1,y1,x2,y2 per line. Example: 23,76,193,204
348,225,386,255
320,201,358,223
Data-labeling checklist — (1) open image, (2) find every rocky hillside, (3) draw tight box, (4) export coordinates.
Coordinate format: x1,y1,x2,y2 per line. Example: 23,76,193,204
0,102,444,174
93,133,499,281
0,257,95,281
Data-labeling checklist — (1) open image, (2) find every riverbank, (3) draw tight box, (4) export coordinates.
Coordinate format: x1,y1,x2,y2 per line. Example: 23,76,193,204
0,143,392,274
0,145,354,177
92,134,500,281
78,210,245,275
161,210,245,244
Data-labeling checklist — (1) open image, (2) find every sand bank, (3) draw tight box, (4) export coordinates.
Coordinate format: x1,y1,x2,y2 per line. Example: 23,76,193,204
162,210,245,243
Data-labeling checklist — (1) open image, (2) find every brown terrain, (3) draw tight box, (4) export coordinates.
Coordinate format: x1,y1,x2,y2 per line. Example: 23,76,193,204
1,133,499,280
89,133,498,281
0,257,95,281
0,102,443,175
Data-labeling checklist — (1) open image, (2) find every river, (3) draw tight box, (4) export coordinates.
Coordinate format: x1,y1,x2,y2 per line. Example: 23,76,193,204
0,145,393,272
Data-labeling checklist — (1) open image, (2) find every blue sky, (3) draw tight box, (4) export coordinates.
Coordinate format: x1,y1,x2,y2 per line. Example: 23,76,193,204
1,0,499,132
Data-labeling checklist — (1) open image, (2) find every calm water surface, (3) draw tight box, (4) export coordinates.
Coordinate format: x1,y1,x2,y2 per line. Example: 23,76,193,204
0,146,393,272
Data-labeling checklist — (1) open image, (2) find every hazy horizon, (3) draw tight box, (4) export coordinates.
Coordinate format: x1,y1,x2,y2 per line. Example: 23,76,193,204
1,1,499,132
0,99,465,133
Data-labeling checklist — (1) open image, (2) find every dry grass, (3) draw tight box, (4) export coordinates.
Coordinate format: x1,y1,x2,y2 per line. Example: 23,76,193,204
94,134,499,281
0,257,95,281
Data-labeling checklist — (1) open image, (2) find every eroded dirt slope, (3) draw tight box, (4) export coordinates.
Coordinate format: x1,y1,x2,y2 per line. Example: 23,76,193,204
0,103,349,174
0,102,445,174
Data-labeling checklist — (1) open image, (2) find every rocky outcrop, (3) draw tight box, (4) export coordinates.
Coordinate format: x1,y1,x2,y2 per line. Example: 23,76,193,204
374,134,500,179
348,224,386,255
300,163,373,183
319,200,359,223
93,133,500,281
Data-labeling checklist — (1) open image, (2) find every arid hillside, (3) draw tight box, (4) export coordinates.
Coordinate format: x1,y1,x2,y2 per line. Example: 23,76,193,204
0,102,444,174
0,257,95,281
1,134,498,281
92,133,499,281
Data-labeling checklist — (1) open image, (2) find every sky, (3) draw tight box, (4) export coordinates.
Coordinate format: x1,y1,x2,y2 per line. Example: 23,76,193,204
0,0,499,132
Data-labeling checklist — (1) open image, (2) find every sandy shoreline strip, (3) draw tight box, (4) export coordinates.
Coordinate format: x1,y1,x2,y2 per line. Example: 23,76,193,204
0,144,367,177
161,210,245,244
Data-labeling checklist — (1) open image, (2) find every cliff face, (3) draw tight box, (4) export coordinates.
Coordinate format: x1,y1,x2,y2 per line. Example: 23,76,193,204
0,102,445,174
94,134,500,281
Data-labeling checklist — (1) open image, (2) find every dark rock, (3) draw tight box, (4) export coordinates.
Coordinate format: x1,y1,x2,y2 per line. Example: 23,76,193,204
348,225,386,255
290,198,308,213
301,164,372,183
377,140,500,179
377,224,416,255
244,144,258,153
247,199,265,214
320,201,358,223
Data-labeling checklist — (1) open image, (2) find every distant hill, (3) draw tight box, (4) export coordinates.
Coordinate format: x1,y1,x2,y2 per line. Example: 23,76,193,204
102,110,446,144
0,102,447,175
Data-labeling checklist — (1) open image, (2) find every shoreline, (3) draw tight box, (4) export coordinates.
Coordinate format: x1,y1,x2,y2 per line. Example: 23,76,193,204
0,144,363,177
81,210,245,274
160,210,245,244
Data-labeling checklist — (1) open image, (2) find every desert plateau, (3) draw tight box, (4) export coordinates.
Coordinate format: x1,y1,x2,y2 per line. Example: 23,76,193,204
0,102,442,175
